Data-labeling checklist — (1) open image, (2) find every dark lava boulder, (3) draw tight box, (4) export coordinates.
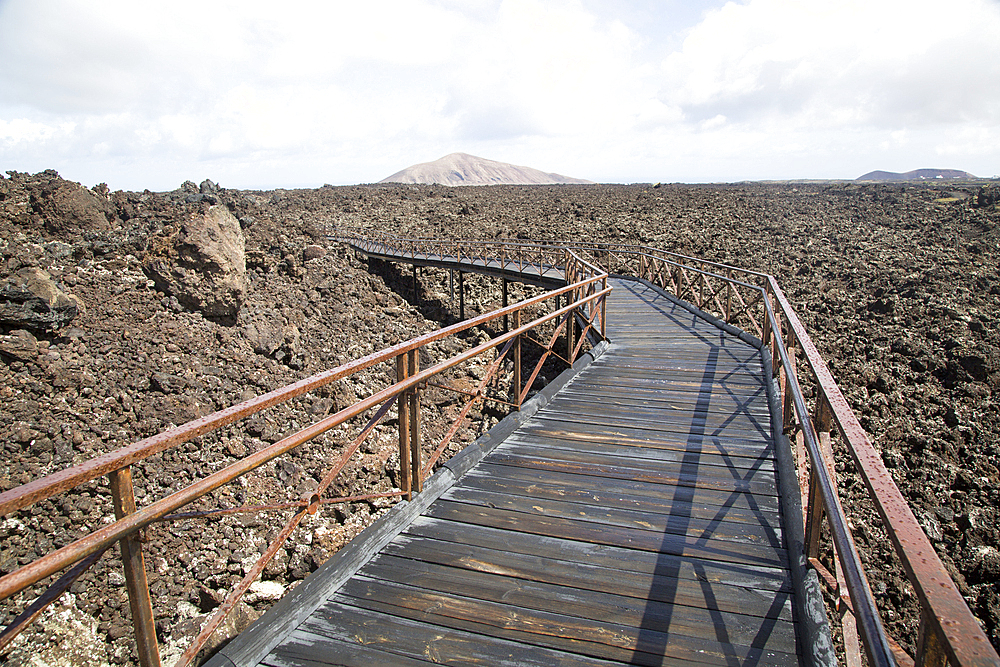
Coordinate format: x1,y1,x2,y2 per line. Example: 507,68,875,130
27,171,115,239
0,267,82,330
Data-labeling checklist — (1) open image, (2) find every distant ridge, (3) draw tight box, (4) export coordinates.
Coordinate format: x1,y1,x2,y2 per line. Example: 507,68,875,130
856,168,975,181
380,153,593,186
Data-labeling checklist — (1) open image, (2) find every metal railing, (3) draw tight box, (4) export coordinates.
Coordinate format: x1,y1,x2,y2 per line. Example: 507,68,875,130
0,249,609,667
337,231,1000,667
335,230,569,283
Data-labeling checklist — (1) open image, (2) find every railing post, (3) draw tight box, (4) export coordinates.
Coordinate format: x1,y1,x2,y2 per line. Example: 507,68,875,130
761,284,774,359
407,349,422,494
804,393,833,554
814,393,864,667
108,467,161,667
601,279,607,339
781,327,797,433
915,612,948,667
513,310,522,407
396,354,412,500
567,307,575,362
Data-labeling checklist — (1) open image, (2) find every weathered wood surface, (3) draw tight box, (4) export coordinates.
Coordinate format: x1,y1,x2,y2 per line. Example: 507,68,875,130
260,279,802,666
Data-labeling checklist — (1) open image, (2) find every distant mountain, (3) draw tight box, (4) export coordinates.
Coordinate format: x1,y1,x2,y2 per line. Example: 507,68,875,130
856,169,976,181
380,153,593,186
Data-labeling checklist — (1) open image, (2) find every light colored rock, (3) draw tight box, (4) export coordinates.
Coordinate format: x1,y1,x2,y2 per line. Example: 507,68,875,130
143,205,246,321
245,579,285,603
5,598,110,667
163,601,259,667
244,313,283,355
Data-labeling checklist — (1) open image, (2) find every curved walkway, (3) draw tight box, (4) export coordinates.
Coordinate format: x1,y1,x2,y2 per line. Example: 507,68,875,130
209,277,803,666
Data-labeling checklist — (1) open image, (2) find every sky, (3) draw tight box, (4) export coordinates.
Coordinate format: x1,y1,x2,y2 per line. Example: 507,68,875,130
1,0,999,191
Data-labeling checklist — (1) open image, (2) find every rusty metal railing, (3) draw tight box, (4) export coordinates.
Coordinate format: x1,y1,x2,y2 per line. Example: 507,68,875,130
337,230,1000,667
336,230,568,283
0,248,608,667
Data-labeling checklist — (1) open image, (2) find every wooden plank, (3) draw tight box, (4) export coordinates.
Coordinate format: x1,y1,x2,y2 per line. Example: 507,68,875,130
581,361,763,378
362,551,795,621
569,370,765,391
484,449,780,497
342,573,799,655
429,493,782,551
461,462,783,514
521,409,772,443
422,502,789,568
288,608,623,667
550,388,772,416
537,382,767,408
499,433,777,473
264,634,432,667
331,581,800,666
550,381,767,402
515,418,775,458
538,403,772,433
440,484,784,545
393,523,793,595
533,402,772,436
502,430,775,470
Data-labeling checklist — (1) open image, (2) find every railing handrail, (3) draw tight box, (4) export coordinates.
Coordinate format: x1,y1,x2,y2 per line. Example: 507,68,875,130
0,275,609,601
0,275,603,523
1,253,609,665
333,227,773,282
767,276,998,667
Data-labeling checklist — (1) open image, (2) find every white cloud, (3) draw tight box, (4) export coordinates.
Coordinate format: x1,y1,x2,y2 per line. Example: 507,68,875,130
0,0,998,188
659,0,1000,130
0,118,75,147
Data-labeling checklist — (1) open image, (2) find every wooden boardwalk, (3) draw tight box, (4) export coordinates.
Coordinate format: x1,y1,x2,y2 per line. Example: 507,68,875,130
235,278,802,666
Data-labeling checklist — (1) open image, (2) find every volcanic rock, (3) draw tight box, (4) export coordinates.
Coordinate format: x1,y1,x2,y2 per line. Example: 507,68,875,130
244,312,284,355
0,267,82,330
26,171,114,238
0,329,39,361
302,244,326,262
143,205,247,322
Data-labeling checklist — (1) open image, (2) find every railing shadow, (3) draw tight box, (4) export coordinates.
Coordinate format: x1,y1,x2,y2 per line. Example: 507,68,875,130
625,280,786,666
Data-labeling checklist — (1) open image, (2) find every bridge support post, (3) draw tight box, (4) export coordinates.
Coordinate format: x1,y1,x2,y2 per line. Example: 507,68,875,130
502,278,508,332
449,270,454,306
458,272,465,321
109,467,161,667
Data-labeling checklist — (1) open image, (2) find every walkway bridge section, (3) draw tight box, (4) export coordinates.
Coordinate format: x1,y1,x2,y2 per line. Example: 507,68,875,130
214,277,806,666
2,234,996,667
